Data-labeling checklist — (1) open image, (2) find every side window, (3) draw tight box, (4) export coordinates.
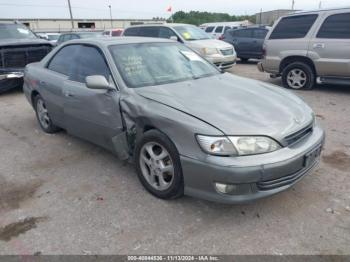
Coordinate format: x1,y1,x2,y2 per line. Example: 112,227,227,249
47,45,80,75
139,27,160,38
317,13,350,39
124,27,139,36
159,27,176,39
230,30,238,37
70,45,111,83
215,26,223,33
269,15,318,39
205,26,215,33
70,34,79,40
253,29,268,39
224,26,231,32
237,29,253,38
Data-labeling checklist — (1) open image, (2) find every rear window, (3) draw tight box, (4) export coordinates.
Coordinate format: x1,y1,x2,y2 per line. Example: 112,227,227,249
269,14,318,39
253,29,268,39
317,13,350,39
205,26,215,33
124,27,140,36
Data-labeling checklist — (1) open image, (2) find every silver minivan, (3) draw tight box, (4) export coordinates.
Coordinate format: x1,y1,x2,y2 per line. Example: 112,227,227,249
258,7,350,89
123,23,237,70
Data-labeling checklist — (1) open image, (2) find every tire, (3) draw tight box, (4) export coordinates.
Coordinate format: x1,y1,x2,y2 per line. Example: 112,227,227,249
34,94,60,133
134,129,184,200
240,58,249,63
282,62,315,90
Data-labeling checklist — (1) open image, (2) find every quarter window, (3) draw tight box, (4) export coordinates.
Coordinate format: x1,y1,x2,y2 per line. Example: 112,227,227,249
70,45,111,83
269,15,318,39
47,45,80,76
317,13,350,39
205,26,215,33
215,26,223,33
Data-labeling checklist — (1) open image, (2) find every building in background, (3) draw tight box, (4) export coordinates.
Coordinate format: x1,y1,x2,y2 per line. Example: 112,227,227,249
255,9,298,26
0,18,165,32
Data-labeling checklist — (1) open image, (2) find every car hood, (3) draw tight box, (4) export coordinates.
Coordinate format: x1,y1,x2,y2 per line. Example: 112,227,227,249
0,38,52,47
134,73,314,141
187,39,233,50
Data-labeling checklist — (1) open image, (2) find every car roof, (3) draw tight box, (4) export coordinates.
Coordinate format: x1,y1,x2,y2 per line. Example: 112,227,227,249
287,6,350,16
64,36,174,47
125,23,195,29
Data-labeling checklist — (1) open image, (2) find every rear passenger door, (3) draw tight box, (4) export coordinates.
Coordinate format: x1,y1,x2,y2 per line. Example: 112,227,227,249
234,29,254,57
43,45,80,127
63,44,123,151
308,12,350,77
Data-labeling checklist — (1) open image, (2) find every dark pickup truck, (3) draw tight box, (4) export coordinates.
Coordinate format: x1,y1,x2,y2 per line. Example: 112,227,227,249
0,23,53,93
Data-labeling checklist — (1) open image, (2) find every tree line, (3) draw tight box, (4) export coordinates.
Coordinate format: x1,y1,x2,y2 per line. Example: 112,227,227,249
166,11,256,25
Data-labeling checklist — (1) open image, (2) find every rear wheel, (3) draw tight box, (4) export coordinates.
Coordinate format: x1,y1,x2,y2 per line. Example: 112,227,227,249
282,62,315,90
34,94,60,133
135,130,184,200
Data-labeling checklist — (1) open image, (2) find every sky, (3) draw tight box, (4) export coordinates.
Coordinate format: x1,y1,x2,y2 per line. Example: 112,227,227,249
0,0,349,19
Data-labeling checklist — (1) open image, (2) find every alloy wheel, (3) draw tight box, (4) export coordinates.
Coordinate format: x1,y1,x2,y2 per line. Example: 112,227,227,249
139,142,175,191
287,69,307,89
36,98,50,129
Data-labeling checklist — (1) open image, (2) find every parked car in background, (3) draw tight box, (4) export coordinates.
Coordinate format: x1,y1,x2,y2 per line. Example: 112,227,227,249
46,33,61,44
0,22,53,94
103,28,124,37
200,21,252,39
56,31,103,45
222,27,269,62
123,23,237,70
258,7,350,90
23,37,324,203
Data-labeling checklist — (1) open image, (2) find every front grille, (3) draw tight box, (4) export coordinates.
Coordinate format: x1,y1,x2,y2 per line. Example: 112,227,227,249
257,161,317,191
220,48,234,56
0,45,51,69
284,124,313,146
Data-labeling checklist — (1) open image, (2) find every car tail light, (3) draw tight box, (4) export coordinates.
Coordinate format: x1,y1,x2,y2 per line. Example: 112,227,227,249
262,44,266,58
219,35,224,40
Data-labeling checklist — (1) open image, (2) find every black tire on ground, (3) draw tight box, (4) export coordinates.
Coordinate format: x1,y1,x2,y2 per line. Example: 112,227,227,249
240,58,249,63
34,94,61,133
134,129,184,200
282,62,315,90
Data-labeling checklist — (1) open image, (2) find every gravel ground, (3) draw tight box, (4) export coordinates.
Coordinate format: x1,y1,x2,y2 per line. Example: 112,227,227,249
0,61,349,255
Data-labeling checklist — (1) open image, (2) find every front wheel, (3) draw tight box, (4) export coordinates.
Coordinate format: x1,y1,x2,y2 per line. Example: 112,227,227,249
135,130,184,200
282,62,315,90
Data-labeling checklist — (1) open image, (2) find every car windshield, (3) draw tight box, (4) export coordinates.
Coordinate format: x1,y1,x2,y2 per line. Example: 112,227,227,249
48,34,60,41
173,25,210,41
0,24,37,40
109,42,219,88
79,32,103,38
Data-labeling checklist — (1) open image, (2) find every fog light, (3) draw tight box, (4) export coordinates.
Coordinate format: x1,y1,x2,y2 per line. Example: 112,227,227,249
215,183,237,194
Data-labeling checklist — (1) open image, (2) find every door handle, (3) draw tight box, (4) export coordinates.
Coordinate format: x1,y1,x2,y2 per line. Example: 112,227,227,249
313,43,325,49
64,91,74,97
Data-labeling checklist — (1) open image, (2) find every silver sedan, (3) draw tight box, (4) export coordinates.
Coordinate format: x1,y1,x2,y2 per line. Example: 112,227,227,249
23,37,325,203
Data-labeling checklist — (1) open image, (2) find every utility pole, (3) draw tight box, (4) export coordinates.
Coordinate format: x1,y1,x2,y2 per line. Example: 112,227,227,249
259,8,262,25
108,5,113,28
67,0,74,29
292,0,295,10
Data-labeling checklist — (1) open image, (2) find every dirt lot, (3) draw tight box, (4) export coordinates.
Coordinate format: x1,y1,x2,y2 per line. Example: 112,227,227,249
0,61,349,255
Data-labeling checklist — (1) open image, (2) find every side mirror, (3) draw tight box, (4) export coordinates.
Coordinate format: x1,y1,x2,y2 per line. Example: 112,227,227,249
169,36,179,42
86,75,114,90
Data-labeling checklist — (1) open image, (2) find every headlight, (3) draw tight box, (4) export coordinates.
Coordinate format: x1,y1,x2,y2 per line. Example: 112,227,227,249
201,47,219,55
196,135,237,156
196,135,281,156
229,136,281,156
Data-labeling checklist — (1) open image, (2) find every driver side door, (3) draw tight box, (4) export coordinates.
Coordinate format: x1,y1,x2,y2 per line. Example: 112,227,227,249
63,44,124,151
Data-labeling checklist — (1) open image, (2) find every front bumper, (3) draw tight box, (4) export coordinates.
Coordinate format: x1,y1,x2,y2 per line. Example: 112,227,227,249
181,126,325,204
207,54,237,70
0,72,24,81
0,69,24,92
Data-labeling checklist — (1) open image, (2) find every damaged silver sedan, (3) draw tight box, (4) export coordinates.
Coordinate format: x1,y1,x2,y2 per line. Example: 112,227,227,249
23,37,325,203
